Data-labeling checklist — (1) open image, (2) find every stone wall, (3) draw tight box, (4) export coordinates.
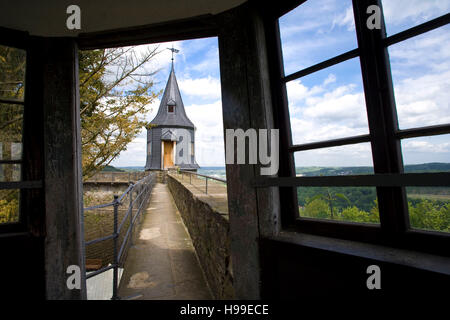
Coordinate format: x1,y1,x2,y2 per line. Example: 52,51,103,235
85,171,147,183
167,174,234,299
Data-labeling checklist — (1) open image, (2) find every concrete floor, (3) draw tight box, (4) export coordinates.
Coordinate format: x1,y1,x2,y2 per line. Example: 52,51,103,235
117,182,212,300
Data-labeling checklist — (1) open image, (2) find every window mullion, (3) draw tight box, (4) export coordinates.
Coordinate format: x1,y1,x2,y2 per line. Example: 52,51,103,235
264,17,298,226
352,0,409,239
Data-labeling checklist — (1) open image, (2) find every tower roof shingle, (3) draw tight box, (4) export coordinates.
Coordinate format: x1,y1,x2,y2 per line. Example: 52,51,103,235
150,65,195,128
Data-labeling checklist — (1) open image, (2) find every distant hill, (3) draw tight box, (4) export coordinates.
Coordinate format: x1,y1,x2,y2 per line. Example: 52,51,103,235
404,162,450,173
101,165,124,172
296,162,450,176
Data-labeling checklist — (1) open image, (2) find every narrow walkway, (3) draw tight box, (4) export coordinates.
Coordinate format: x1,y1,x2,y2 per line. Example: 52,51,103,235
117,182,212,300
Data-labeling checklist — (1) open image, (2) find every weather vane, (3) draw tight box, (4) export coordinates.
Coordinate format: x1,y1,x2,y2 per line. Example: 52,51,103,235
167,44,180,64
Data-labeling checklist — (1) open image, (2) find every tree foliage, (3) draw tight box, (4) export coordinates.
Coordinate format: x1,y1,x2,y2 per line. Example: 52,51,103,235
300,193,448,231
0,44,162,222
79,46,162,178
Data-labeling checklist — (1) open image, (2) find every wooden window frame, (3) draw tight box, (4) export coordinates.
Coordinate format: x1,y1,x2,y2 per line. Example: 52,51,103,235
0,27,44,234
260,0,450,256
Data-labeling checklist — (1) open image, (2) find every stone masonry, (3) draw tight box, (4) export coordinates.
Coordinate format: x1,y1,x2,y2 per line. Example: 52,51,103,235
167,173,234,299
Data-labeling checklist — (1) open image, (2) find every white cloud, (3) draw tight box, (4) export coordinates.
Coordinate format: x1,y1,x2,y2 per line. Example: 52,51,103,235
402,140,450,153
323,73,337,86
279,0,358,73
382,0,450,34
287,77,369,145
294,142,373,167
178,76,221,101
332,6,355,31
389,27,450,129
133,40,186,72
185,100,225,166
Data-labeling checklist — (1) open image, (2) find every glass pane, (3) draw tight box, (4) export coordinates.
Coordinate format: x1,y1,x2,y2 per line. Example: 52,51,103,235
382,0,450,36
298,186,379,224
287,58,369,145
0,142,22,161
294,142,374,169
295,143,378,224
401,135,450,233
0,45,26,100
0,189,20,224
401,134,450,165
0,104,23,163
286,58,369,144
279,0,358,75
389,25,450,129
406,187,450,233
0,164,21,182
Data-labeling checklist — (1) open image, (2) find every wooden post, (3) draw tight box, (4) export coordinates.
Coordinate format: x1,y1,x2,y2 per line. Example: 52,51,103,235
217,3,281,299
41,38,86,299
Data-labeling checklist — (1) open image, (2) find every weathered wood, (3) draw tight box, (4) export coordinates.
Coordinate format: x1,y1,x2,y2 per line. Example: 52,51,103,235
218,5,260,299
242,5,282,238
263,13,299,227
41,38,86,299
218,2,282,299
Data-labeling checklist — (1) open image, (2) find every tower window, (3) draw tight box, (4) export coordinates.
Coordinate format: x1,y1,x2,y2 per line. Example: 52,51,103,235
168,105,174,113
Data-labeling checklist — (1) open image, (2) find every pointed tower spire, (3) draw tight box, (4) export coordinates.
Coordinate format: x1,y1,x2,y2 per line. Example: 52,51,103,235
149,55,194,128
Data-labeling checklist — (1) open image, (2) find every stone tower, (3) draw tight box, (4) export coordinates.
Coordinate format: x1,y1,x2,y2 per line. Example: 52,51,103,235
145,64,199,171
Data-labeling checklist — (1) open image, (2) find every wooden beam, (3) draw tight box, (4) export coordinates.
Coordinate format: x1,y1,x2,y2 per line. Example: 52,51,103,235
0,26,28,49
77,14,218,50
40,38,86,299
252,172,450,187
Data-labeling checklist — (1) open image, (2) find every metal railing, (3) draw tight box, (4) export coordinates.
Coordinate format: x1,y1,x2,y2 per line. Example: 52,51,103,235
174,170,226,194
83,172,156,300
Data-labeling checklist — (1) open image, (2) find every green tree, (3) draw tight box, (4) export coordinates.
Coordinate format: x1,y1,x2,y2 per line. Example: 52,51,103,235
409,199,449,232
339,206,378,224
310,188,350,219
0,45,162,222
1,45,162,180
79,47,162,179
302,198,330,219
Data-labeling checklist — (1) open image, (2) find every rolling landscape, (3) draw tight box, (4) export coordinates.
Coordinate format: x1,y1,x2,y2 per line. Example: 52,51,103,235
92,163,449,233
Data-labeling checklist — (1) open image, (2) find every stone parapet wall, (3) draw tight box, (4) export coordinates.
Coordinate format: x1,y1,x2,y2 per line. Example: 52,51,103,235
167,174,234,299
85,171,146,183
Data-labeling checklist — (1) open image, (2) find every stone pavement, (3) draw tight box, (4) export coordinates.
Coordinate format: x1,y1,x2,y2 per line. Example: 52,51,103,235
117,182,212,300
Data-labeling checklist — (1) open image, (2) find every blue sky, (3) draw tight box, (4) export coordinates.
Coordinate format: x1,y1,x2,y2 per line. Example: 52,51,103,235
111,0,450,168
